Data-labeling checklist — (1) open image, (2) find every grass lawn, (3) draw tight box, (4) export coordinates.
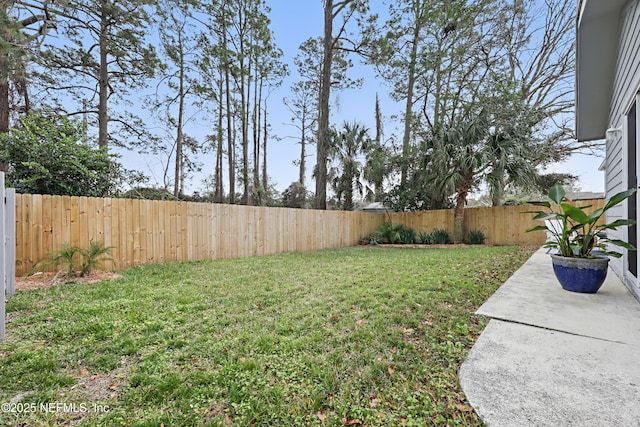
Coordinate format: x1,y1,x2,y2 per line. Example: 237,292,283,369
0,246,534,426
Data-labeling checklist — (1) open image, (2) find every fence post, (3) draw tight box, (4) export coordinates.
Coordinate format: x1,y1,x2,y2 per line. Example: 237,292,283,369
1,172,5,340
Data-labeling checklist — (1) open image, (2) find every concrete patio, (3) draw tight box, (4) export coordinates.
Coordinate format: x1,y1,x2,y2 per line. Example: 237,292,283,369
459,248,640,426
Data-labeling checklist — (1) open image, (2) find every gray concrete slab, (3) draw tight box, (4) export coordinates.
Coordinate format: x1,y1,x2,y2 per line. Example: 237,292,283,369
476,248,640,346
460,320,640,427
460,248,640,426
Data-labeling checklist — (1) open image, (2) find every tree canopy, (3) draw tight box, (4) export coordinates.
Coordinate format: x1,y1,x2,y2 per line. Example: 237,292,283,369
0,113,126,196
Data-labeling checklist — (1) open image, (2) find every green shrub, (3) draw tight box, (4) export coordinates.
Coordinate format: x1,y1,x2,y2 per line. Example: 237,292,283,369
400,227,417,244
468,230,486,245
34,243,83,278
430,229,451,244
80,240,115,276
418,232,432,244
376,220,404,244
30,240,114,278
0,113,125,197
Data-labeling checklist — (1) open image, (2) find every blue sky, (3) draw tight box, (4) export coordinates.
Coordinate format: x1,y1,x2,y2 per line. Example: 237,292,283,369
118,0,605,196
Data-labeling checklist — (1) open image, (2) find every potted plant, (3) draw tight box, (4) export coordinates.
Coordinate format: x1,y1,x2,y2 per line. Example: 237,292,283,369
526,183,637,293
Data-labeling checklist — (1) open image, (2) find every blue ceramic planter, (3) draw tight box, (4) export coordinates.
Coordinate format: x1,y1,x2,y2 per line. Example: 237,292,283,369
550,255,609,293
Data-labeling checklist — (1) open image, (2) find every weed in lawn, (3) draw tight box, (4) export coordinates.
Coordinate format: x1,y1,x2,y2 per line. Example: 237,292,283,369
0,246,534,426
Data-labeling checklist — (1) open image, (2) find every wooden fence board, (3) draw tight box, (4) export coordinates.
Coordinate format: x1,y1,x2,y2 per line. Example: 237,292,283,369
31,195,43,267
87,197,99,243
152,200,162,264
101,198,114,270
179,202,188,261
14,195,23,273
41,195,52,257
60,196,71,246
160,201,171,262
166,203,178,261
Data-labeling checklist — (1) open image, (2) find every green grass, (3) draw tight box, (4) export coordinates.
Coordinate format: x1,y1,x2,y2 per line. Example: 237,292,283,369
0,246,534,426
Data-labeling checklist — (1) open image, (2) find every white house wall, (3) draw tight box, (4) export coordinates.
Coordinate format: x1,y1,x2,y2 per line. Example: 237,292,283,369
608,0,640,289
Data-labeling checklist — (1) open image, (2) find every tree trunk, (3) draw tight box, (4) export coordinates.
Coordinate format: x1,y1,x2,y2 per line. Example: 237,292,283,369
0,79,8,134
300,114,306,186
252,70,261,203
216,76,224,203
225,69,235,204
0,72,7,171
262,98,268,192
491,178,504,207
223,25,235,204
345,163,354,211
315,0,334,210
0,1,8,133
98,4,109,149
374,93,383,200
453,186,469,244
241,58,250,205
174,33,185,198
400,18,420,186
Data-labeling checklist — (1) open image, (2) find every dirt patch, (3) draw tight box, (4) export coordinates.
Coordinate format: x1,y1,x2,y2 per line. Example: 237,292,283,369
67,362,130,403
15,270,123,292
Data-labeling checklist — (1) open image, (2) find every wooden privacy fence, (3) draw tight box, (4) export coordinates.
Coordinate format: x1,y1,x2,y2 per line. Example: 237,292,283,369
13,194,605,277
14,194,384,276
388,199,606,247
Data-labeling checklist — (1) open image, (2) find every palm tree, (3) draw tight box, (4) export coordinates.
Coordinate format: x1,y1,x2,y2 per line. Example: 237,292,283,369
328,121,371,211
431,113,489,243
485,130,538,207
432,110,538,243
363,141,389,202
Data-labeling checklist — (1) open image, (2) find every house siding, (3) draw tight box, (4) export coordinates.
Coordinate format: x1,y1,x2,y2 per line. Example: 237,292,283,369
608,0,640,296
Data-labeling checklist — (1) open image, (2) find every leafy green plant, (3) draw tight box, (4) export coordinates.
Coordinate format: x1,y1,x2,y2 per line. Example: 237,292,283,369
80,240,114,276
430,229,451,244
29,240,114,278
376,220,405,244
400,227,417,244
35,243,83,278
0,113,126,197
418,232,432,244
364,233,378,245
526,183,637,257
468,230,486,245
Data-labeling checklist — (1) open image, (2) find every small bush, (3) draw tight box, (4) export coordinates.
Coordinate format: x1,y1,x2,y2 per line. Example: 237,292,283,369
81,240,115,276
30,240,114,278
468,230,486,245
430,229,451,245
32,243,83,278
376,220,405,244
418,232,432,244
400,227,417,244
